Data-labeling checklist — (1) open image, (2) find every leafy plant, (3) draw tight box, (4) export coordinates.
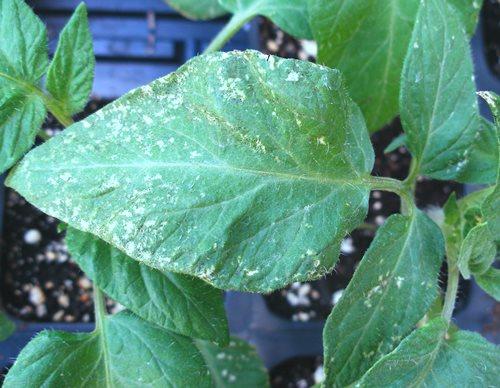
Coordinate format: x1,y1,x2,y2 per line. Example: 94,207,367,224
0,0,499,386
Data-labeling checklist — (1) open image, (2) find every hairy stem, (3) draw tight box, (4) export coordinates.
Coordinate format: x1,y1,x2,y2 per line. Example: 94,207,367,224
0,71,74,127
367,176,414,216
204,11,255,54
93,286,107,331
442,264,459,322
42,95,74,128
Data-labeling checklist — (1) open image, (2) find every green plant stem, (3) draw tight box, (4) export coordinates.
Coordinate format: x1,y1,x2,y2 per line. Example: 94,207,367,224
442,264,459,322
404,158,419,193
0,71,74,128
367,176,414,216
93,286,107,331
204,11,255,54
43,95,74,127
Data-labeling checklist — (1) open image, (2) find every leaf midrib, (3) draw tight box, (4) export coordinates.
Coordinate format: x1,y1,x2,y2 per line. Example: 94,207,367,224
24,160,368,187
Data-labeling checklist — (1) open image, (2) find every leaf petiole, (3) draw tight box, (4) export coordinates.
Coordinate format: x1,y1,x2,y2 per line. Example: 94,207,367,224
366,176,414,216
442,264,460,323
93,286,107,332
204,11,255,54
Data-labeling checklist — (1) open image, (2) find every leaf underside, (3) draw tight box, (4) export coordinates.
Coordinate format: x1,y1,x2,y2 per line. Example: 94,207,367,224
7,50,374,292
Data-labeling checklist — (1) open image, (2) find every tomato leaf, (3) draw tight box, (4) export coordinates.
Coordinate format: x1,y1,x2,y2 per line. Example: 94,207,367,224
195,337,269,387
356,318,500,387
46,3,94,116
0,0,48,84
66,228,229,345
0,0,48,172
323,211,444,387
476,267,500,301
309,0,420,132
7,50,374,292
3,311,214,387
0,92,45,173
400,0,480,180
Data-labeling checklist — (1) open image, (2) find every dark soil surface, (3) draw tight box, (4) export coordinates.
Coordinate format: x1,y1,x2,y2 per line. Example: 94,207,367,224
0,99,123,322
483,0,500,78
270,356,323,388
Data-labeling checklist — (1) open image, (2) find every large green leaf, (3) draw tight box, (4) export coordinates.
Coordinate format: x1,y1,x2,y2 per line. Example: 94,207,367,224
476,267,500,301
0,92,45,173
7,50,374,292
356,318,500,387
4,311,213,387
219,0,312,39
309,0,420,132
309,0,480,133
0,0,48,84
66,228,229,344
195,337,269,387
46,3,94,116
0,311,15,341
400,0,480,180
165,0,227,20
323,211,444,387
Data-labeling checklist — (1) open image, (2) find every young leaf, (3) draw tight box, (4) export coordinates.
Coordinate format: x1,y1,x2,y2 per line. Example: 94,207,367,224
195,337,270,387
309,0,420,132
3,311,213,387
478,92,500,242
165,0,227,20
0,0,48,172
356,318,500,387
7,50,374,292
65,228,229,345
457,118,498,184
400,0,480,180
46,3,94,116
476,267,500,301
219,0,312,39
323,211,444,387
0,0,48,84
0,311,15,341
0,92,46,173
457,223,496,279
384,134,407,154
